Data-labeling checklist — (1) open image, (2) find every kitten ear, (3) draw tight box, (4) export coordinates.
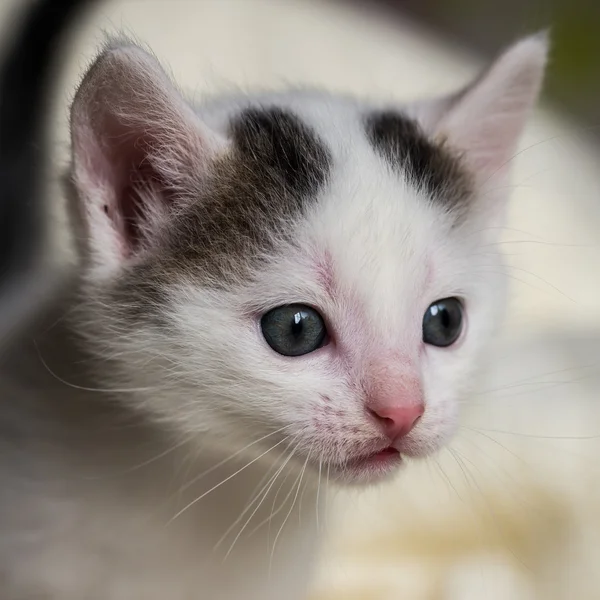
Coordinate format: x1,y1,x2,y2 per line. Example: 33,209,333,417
70,42,225,273
421,33,548,183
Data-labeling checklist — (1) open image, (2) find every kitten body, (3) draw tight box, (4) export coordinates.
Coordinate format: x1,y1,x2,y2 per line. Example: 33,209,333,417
1,328,318,600
0,31,547,599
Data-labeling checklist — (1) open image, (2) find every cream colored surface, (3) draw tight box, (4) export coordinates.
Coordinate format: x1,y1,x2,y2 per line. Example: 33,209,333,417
4,0,600,597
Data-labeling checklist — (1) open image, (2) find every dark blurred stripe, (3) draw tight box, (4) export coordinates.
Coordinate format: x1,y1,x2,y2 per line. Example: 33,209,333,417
0,0,98,344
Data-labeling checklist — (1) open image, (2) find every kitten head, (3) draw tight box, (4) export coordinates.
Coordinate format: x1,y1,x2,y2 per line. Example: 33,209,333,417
68,34,547,484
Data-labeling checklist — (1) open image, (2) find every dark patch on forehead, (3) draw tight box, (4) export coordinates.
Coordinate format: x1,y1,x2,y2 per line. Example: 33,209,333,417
365,111,472,214
159,106,331,289
231,107,330,197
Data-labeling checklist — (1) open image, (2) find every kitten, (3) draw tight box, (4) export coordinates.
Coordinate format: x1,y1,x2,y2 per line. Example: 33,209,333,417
0,30,547,600
0,0,97,346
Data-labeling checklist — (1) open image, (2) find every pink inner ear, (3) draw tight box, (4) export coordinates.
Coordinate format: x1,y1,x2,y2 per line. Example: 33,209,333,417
90,110,172,257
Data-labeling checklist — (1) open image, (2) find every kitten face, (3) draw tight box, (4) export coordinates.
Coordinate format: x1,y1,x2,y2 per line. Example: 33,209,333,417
69,35,547,484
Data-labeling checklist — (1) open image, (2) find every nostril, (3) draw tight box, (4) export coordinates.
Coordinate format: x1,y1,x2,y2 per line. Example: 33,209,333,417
368,407,390,425
369,404,424,440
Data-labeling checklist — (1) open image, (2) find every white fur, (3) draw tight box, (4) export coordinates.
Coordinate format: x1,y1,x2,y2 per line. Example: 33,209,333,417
0,34,547,599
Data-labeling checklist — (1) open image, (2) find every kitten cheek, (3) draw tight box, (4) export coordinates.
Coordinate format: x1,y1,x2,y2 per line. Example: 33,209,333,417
399,407,458,458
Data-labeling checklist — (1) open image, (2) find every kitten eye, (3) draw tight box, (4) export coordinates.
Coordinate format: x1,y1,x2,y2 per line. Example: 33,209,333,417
261,304,327,357
422,297,463,347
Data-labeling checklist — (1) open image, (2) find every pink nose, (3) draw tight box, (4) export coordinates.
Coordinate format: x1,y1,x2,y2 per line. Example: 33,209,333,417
369,404,424,440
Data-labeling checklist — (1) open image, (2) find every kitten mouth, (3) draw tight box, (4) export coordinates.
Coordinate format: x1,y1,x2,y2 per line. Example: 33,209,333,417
345,446,400,467
329,446,402,483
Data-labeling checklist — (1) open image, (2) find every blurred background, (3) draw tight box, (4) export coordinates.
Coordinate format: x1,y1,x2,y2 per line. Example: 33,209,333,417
375,0,600,140
1,0,599,599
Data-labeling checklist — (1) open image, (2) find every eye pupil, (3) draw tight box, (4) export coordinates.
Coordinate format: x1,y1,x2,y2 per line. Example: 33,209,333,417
422,297,463,347
292,313,303,337
441,310,450,328
261,305,327,357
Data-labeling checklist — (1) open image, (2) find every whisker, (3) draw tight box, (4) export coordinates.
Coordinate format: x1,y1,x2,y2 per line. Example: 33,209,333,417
460,426,530,469
445,447,475,501
450,447,533,573
297,445,315,526
325,463,330,516
213,460,282,553
469,426,600,441
171,425,291,498
434,451,465,503
315,458,322,532
474,268,566,302
84,435,193,480
472,361,600,396
478,263,577,303
248,444,302,539
455,434,534,508
269,451,310,573
465,226,554,241
168,436,289,524
481,135,561,190
35,340,156,394
223,445,297,560
481,239,591,249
